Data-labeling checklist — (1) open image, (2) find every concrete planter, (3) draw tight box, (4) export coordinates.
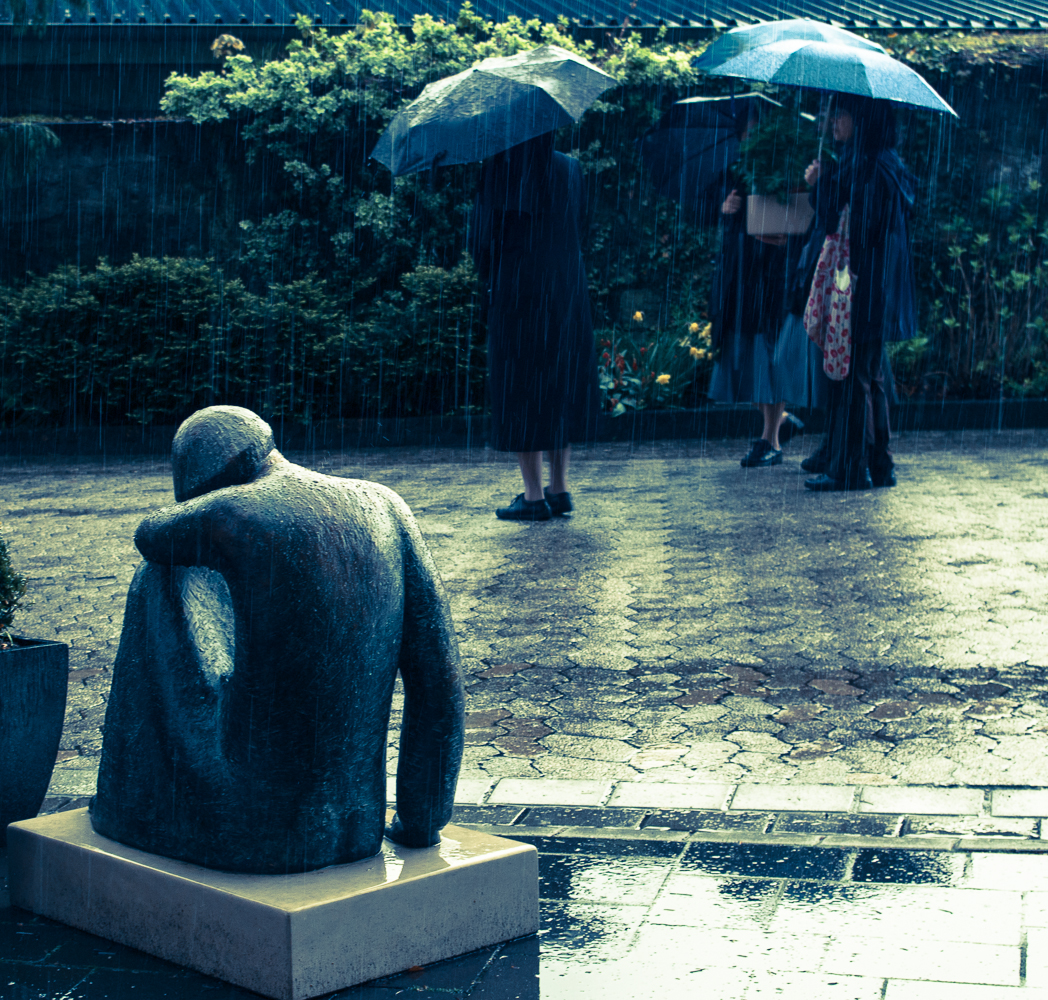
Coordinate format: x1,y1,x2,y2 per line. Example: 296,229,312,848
0,637,68,843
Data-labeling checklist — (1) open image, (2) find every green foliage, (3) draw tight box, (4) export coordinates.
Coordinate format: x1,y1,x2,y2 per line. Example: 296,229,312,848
154,7,723,420
1,16,1045,423
0,254,485,425
900,95,1048,398
0,526,28,640
892,32,1048,74
0,124,60,188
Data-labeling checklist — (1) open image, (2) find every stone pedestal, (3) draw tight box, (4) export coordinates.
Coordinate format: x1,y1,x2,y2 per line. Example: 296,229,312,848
8,809,539,1000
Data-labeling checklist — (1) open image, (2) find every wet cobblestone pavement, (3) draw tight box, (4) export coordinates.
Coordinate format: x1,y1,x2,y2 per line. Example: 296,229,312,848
3,429,1046,793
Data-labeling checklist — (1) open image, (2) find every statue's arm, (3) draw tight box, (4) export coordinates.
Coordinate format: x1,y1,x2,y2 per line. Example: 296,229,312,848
134,498,229,571
387,522,465,848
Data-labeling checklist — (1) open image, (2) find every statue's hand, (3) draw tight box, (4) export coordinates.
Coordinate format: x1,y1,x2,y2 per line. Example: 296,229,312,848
385,813,441,848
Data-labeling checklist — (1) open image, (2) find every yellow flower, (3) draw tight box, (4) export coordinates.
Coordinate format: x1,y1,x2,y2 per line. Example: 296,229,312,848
689,346,702,359
633,311,644,322
699,322,713,343
656,373,671,385
688,321,700,334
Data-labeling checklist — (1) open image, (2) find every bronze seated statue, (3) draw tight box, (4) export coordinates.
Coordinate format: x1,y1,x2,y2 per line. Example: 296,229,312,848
90,405,464,874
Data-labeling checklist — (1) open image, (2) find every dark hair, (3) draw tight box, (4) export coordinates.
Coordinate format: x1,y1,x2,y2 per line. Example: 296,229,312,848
479,133,557,215
835,95,898,154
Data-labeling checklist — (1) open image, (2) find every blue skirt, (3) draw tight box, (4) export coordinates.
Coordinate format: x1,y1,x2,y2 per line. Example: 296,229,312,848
709,314,895,409
709,313,826,407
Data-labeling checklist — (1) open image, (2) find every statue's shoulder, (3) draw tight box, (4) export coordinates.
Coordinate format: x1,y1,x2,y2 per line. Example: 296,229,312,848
279,468,416,520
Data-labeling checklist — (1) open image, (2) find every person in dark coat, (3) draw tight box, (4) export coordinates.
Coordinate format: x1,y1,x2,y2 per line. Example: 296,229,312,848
802,95,917,491
707,173,807,466
472,134,598,521
704,107,808,468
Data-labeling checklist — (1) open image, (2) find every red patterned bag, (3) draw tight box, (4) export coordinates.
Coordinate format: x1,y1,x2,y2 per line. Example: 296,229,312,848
803,204,853,380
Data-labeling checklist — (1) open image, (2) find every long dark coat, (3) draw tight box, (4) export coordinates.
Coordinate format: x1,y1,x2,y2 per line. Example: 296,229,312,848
705,170,804,351
809,145,918,345
472,139,598,452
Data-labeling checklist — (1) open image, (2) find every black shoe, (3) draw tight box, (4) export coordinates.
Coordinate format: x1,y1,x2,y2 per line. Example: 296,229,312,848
544,488,574,516
778,412,804,445
496,494,552,521
740,439,783,468
870,468,897,488
804,471,873,491
801,446,830,474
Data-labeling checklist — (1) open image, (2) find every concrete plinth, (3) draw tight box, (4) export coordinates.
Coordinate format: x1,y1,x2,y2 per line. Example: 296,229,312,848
8,808,539,1000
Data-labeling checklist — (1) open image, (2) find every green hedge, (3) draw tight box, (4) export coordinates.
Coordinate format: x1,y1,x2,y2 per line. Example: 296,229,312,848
0,13,1045,426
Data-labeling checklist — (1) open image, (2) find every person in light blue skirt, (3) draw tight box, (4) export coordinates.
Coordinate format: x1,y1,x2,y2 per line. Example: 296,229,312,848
706,182,810,467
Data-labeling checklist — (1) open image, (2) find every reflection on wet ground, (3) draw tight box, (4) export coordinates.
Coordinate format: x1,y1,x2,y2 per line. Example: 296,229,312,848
5,836,1048,998
6,432,1046,793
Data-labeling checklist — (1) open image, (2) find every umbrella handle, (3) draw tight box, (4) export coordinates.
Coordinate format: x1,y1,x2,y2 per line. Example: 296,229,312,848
816,93,833,164
428,150,448,192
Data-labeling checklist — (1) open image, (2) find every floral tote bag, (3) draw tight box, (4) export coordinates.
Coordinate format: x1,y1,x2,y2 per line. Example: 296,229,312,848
803,204,853,380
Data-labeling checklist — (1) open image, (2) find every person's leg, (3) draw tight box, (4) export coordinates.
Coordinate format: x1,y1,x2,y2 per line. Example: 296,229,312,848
543,447,575,515
517,451,544,501
825,341,877,485
759,402,786,450
867,349,894,484
820,379,847,479
496,450,552,520
548,447,571,494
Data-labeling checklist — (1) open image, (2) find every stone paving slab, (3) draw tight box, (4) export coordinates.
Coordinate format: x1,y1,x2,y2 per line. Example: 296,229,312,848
3,429,1048,801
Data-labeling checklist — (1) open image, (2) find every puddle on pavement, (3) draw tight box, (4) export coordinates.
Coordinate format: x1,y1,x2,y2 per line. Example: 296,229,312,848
539,854,670,905
680,842,850,880
851,849,968,886
512,835,685,858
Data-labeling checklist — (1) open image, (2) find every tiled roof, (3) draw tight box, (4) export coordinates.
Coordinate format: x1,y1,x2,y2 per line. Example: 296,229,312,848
2,0,1043,29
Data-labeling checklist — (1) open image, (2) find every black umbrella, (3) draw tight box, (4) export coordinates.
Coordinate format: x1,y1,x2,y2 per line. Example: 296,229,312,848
371,45,616,176
639,92,780,221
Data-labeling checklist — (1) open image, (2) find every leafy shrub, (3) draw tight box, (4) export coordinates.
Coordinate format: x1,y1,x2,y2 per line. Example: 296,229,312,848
0,526,28,643
0,254,485,425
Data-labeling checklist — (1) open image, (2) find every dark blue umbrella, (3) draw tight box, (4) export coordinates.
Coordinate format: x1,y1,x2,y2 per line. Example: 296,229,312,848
705,39,957,116
639,92,780,221
693,19,885,73
371,45,616,176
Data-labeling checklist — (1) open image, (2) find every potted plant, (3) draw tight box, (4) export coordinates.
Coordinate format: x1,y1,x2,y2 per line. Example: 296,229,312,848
738,105,821,236
0,524,68,842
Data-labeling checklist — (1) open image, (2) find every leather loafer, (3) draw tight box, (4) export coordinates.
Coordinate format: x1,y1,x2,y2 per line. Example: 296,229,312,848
778,412,804,445
544,488,574,516
496,494,552,521
801,447,829,474
740,439,783,468
804,471,872,491
871,469,897,488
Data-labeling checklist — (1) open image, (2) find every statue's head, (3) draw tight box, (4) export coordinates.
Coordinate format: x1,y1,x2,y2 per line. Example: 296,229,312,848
172,406,275,503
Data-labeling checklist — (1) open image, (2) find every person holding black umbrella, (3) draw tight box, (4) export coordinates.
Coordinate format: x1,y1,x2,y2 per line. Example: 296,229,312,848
471,133,598,521
801,95,918,491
